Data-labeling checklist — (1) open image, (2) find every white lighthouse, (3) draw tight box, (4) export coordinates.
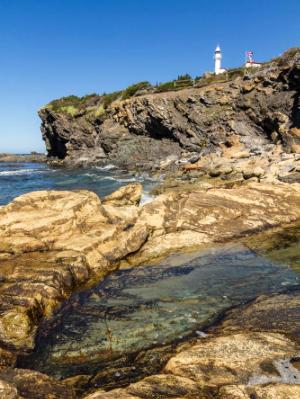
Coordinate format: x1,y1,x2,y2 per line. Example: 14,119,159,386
214,45,226,75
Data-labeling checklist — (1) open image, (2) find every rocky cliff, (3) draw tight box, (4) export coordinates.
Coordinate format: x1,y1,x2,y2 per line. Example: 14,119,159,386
39,48,300,169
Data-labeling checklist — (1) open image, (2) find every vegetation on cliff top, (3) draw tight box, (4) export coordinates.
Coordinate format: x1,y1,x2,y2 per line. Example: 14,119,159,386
42,47,300,117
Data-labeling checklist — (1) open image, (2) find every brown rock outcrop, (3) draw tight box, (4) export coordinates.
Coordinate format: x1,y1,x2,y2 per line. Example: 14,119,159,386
0,368,75,399
39,48,300,170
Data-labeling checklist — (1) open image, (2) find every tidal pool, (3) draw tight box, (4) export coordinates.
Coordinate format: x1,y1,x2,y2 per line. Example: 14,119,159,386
244,225,300,273
20,241,300,386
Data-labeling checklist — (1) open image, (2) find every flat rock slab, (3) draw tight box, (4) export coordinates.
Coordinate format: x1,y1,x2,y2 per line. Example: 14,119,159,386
212,289,300,338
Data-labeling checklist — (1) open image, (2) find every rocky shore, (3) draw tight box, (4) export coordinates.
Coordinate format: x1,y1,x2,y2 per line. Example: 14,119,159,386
0,180,299,398
1,47,300,398
0,153,46,163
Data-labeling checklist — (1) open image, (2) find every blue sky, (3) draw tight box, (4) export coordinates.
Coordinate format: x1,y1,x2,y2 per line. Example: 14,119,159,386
0,0,299,153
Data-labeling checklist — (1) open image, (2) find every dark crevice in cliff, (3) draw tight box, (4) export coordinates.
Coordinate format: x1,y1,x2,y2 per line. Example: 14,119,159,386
47,134,68,159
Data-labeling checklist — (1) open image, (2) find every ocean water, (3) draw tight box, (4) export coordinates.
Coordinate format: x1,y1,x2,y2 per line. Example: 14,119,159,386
0,162,157,206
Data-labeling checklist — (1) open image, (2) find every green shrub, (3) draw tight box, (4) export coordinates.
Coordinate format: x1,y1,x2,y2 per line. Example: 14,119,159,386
46,94,100,113
59,105,79,116
102,91,122,108
155,81,176,92
121,81,151,100
177,73,192,81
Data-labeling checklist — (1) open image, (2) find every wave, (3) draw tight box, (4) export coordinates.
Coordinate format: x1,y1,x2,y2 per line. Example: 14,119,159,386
0,168,43,176
95,164,116,171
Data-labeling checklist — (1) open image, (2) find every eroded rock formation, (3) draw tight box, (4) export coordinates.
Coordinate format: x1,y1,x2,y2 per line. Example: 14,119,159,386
0,182,300,352
39,48,300,170
0,182,300,398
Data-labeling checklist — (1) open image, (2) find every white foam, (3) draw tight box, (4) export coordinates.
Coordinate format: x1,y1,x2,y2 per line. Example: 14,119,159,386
95,164,116,171
140,192,154,205
0,169,42,176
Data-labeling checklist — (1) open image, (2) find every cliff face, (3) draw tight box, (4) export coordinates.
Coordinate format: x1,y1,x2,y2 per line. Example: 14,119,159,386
39,48,300,169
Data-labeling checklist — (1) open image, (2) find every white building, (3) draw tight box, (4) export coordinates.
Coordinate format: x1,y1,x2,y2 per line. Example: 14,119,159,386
214,45,226,75
245,51,261,68
245,60,261,68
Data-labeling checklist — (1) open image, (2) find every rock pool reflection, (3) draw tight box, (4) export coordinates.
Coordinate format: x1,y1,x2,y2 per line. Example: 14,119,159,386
21,243,299,383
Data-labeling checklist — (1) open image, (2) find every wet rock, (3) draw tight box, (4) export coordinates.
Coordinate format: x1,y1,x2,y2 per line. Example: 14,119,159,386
211,289,300,337
83,330,300,398
0,182,300,394
0,368,75,399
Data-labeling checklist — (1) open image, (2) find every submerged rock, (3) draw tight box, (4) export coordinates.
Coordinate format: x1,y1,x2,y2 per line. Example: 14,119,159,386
84,293,300,399
19,244,298,387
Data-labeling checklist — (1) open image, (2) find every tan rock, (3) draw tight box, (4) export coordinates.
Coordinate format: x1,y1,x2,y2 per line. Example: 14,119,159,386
0,368,75,399
0,379,21,399
219,384,300,399
0,190,148,350
102,183,142,206
291,144,300,154
212,290,300,337
84,375,202,399
85,390,139,399
126,182,300,265
164,332,299,386
83,331,300,399
290,127,300,139
231,150,251,159
1,182,300,351
241,83,256,93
